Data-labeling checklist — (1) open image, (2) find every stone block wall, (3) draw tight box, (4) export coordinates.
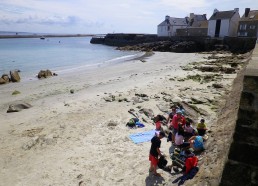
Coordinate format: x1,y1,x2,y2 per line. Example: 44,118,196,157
220,45,258,186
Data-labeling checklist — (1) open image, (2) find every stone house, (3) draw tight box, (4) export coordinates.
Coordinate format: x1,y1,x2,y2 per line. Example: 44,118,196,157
238,8,258,37
176,13,208,36
157,16,188,37
208,8,240,38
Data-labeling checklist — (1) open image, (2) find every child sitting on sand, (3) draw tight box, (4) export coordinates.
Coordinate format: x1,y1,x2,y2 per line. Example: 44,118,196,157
174,125,190,149
197,119,207,136
189,135,204,152
172,149,199,185
184,120,195,139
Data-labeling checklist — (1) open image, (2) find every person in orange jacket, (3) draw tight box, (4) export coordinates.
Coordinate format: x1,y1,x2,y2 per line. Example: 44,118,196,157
172,149,199,185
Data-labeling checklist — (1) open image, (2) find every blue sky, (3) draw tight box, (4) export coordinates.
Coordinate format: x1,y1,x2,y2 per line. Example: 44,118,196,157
0,0,257,34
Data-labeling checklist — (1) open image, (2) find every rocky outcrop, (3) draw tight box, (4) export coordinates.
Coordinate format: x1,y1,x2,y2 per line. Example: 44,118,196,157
117,40,204,53
37,69,53,78
2,74,10,82
7,103,32,113
0,72,20,85
10,71,20,82
38,69,52,78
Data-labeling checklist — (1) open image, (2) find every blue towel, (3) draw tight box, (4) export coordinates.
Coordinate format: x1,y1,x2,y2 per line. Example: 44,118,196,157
135,122,145,128
129,129,158,144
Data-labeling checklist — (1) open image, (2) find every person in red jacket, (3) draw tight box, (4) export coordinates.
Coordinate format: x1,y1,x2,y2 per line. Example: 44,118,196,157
169,111,186,142
172,149,199,185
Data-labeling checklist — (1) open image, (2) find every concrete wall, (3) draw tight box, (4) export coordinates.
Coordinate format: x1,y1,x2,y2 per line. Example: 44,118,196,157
176,28,208,36
220,44,258,186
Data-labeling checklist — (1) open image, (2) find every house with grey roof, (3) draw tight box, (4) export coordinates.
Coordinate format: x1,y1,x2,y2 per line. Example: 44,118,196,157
176,13,208,36
238,8,258,37
208,8,240,38
157,16,188,37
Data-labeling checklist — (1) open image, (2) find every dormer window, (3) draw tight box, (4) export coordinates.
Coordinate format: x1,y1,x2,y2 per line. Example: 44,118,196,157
240,24,247,30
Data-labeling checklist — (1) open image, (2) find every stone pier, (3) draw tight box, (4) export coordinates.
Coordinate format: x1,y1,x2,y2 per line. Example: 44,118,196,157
220,44,258,186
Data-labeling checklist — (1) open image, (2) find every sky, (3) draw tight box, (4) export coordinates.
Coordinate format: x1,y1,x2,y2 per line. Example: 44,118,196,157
0,0,257,35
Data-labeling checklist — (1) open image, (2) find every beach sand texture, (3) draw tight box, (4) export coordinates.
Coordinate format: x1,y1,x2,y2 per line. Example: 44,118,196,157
0,51,250,186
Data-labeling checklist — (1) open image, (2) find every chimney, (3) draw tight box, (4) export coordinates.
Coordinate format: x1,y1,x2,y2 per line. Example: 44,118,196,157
213,8,219,14
203,14,207,20
245,8,250,17
165,15,170,24
190,13,194,19
234,8,239,13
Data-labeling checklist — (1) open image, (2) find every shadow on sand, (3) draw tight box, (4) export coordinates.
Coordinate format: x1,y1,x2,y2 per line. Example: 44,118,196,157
145,171,165,186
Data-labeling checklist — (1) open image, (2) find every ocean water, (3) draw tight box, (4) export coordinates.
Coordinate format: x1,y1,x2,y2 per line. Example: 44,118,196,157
0,37,140,81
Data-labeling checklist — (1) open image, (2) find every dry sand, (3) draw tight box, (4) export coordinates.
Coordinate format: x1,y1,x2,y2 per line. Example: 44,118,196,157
0,51,250,186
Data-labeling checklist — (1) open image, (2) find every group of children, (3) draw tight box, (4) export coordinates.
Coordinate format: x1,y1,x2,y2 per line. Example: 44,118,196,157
149,104,208,185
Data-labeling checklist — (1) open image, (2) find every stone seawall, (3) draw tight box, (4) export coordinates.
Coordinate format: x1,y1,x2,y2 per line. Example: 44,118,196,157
220,44,258,186
90,34,256,53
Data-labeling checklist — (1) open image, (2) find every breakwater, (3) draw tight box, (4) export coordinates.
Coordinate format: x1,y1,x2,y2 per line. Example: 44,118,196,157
220,44,258,186
90,33,257,53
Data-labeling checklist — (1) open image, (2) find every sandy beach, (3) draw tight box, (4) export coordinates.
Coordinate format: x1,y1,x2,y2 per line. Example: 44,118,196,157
0,51,251,186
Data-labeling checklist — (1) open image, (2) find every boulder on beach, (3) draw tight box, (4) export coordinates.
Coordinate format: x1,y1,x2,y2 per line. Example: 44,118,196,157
0,77,7,84
7,103,32,113
10,70,20,82
2,74,10,82
37,69,53,79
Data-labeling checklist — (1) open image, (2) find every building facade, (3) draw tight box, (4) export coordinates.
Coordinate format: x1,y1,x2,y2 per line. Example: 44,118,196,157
157,16,188,37
238,8,258,37
176,13,208,36
208,8,240,38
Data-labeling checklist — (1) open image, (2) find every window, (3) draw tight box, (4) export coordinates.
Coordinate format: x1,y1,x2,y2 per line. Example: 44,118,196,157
240,24,247,30
167,26,170,31
238,32,248,36
250,25,256,29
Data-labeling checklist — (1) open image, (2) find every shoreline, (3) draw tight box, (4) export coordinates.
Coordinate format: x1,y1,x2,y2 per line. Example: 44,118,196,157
0,34,94,39
0,50,250,185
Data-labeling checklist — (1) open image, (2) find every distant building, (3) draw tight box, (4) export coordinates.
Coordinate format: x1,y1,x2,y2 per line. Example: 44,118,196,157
157,16,188,37
208,8,240,38
176,13,208,36
238,8,258,37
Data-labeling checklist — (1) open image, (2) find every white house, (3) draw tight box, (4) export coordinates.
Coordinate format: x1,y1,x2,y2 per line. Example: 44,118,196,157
157,16,188,37
208,8,240,38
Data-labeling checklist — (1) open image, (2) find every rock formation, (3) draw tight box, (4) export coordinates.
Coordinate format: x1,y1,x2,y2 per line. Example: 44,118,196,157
37,69,53,79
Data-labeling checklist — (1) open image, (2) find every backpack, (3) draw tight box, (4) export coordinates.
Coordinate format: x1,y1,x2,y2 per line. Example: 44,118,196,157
126,118,139,128
158,155,168,169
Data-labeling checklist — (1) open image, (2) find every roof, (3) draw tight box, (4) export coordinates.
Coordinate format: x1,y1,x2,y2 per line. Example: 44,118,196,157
240,10,258,21
209,10,237,20
185,13,207,27
194,14,207,22
158,17,188,26
191,20,208,28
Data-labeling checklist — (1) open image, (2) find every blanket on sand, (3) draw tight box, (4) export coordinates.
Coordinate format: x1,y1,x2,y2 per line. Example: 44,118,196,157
129,130,159,144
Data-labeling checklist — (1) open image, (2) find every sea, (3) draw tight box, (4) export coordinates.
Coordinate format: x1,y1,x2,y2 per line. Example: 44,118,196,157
0,36,140,81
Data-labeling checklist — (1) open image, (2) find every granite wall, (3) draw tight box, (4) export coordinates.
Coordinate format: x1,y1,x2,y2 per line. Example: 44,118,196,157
220,44,258,186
